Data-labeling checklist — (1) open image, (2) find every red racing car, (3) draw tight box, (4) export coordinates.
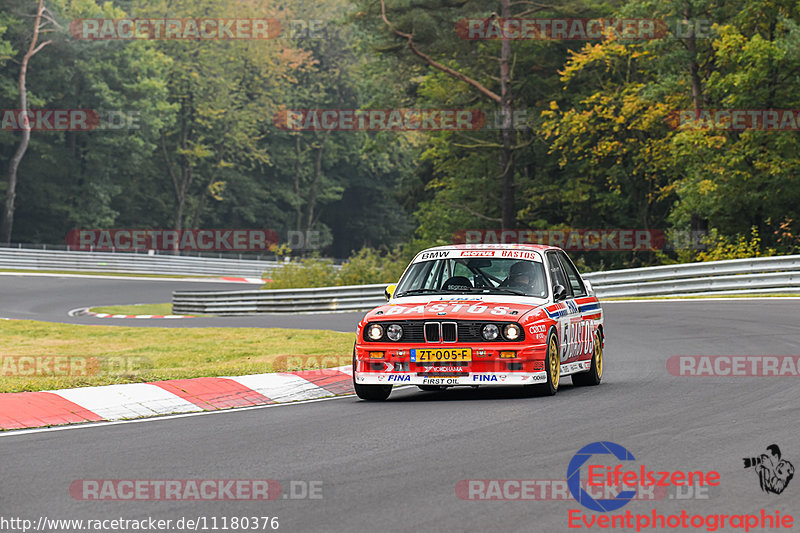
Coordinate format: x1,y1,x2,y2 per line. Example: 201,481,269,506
353,244,604,401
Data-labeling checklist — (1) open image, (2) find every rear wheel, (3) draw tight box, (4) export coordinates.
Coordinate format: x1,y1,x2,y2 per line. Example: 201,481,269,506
572,330,603,387
352,348,392,401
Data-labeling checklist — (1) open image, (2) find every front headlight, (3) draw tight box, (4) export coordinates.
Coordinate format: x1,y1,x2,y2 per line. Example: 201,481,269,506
386,324,403,341
367,324,384,341
482,323,500,340
504,323,522,341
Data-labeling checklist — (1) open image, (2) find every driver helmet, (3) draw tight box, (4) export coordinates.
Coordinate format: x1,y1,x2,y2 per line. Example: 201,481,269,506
508,261,536,285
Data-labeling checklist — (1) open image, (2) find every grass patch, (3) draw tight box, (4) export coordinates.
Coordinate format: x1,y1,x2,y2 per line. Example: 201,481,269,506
89,303,176,315
0,320,355,393
604,293,800,301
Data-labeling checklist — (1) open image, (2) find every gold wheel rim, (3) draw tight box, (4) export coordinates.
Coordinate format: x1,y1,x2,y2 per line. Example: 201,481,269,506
594,332,603,378
549,336,560,389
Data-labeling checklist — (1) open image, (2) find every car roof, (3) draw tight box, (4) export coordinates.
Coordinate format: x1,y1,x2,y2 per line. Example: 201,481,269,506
419,243,559,253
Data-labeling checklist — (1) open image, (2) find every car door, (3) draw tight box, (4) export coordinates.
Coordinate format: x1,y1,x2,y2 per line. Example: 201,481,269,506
552,251,596,367
545,251,575,364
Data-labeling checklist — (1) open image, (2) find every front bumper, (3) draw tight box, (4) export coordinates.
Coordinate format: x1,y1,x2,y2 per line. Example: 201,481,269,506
353,340,571,387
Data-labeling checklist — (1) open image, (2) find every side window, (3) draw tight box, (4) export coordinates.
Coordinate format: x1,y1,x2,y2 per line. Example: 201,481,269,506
547,252,572,298
557,252,586,297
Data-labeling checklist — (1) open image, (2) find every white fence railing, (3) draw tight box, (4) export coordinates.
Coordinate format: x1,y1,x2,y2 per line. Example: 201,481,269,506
0,247,279,278
171,255,800,315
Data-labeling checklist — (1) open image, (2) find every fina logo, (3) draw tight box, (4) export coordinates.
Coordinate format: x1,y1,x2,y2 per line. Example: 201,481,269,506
473,375,498,382
387,375,410,382
567,441,637,512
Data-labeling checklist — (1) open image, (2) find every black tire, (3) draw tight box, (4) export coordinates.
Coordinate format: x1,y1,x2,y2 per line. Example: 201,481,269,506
352,347,392,401
354,383,392,401
523,329,561,396
572,330,603,387
528,329,560,396
417,385,444,392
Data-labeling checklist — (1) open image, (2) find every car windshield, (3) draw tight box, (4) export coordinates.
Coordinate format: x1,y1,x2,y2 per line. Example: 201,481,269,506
395,255,548,299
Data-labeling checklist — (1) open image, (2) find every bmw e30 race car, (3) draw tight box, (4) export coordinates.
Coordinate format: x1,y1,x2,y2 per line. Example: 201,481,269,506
352,244,604,401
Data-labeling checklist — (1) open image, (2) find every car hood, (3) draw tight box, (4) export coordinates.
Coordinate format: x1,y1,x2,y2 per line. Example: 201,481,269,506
363,295,547,322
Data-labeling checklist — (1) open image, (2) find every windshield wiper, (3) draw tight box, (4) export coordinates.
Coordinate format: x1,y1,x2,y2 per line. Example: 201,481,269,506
395,288,443,297
397,287,485,297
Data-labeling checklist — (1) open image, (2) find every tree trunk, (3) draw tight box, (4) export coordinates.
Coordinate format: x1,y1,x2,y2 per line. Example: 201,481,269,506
684,3,704,113
499,0,516,230
304,137,325,233
294,136,303,231
1,0,50,244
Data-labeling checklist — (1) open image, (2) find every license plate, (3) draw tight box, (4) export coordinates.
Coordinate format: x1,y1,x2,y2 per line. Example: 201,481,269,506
411,348,472,363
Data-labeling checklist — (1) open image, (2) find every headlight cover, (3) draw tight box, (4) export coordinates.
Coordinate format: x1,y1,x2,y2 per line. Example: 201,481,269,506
482,323,500,340
367,323,384,341
504,323,522,341
386,324,403,341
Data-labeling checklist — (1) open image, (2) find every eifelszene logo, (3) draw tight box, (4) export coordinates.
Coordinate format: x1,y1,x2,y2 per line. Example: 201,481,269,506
567,441,637,512
566,441,721,512
743,445,794,495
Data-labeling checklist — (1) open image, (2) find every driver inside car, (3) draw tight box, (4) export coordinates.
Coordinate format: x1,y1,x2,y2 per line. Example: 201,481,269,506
501,261,542,295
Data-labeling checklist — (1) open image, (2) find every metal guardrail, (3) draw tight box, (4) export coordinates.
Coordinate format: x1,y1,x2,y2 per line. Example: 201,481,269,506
172,255,800,315
173,284,388,314
3,242,281,260
0,247,279,278
582,255,800,298
581,255,800,284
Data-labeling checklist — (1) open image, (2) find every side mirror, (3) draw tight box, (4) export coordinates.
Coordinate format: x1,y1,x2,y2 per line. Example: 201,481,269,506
553,284,567,301
384,283,397,301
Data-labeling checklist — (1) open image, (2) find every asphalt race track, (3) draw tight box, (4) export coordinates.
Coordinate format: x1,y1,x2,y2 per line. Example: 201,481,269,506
2,295,799,532
0,274,362,331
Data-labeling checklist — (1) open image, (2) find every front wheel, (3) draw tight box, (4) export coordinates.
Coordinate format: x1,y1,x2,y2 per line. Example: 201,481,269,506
572,330,603,387
352,348,392,401
526,329,560,396
354,383,392,401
